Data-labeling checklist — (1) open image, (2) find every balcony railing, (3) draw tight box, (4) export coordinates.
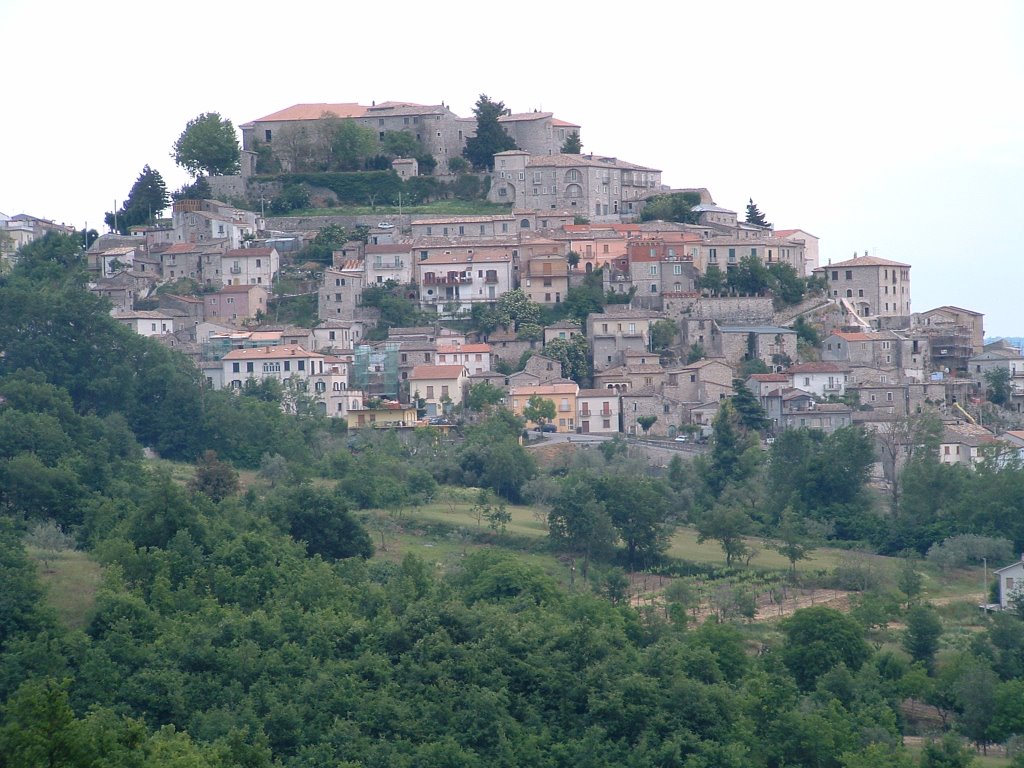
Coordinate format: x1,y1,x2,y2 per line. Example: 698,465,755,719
229,266,242,274
423,275,472,286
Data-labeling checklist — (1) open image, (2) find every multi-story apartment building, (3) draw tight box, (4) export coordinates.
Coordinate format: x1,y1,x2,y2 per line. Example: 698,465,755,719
223,247,279,287
488,151,663,221
171,200,259,250
521,254,570,305
415,246,515,314
698,235,807,276
817,253,912,326
365,243,413,285
220,344,327,391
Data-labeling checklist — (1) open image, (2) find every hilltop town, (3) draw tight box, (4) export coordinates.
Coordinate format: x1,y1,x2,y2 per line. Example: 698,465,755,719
4,96,1022,467
7,95,1024,768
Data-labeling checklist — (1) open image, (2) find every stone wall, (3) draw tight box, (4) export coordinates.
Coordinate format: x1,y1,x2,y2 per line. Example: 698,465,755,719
663,295,775,325
206,175,248,203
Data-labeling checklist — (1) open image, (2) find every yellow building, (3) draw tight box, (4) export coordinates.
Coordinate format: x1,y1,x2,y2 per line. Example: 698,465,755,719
509,382,579,432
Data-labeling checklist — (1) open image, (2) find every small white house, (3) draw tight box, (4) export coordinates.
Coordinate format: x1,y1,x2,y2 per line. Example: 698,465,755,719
994,558,1024,610
111,310,176,337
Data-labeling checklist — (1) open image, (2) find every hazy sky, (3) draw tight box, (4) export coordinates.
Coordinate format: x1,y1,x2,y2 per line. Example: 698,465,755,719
2,1,1021,333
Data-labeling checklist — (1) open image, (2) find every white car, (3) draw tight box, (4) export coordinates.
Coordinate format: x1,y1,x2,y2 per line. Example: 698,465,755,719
673,435,688,443
377,221,395,230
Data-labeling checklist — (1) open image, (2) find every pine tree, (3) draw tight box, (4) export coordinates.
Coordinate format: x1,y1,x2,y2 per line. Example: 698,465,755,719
730,378,770,433
561,131,582,154
745,198,771,228
463,94,518,171
104,165,170,234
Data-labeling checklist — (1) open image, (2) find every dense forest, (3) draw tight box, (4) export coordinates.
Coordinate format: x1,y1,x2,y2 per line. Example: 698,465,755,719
3,233,1024,766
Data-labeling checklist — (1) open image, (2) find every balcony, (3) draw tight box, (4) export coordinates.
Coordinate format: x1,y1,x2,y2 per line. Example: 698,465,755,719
229,266,242,274
373,259,404,269
422,275,472,286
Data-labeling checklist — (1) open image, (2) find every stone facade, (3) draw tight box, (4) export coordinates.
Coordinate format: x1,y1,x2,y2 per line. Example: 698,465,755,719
319,266,365,321
496,112,581,157
818,253,912,326
587,308,658,372
488,151,662,222
242,101,469,174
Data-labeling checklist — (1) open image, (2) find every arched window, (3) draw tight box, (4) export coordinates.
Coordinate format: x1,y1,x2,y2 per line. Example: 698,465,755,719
565,183,583,198
520,219,530,229
315,381,326,393
566,169,581,182
846,289,853,297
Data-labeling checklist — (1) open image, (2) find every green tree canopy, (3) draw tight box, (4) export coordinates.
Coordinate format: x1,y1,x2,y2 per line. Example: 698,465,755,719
523,395,556,427
560,131,582,154
781,606,871,689
105,165,170,234
172,112,240,176
463,94,518,171
640,191,702,223
745,198,771,228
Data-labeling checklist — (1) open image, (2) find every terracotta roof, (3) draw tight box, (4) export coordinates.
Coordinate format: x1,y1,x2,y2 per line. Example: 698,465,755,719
162,243,202,254
523,153,660,172
824,255,911,269
112,310,173,320
748,373,790,382
253,103,367,122
225,248,275,257
498,111,552,122
510,383,579,396
787,362,851,373
418,250,512,265
437,344,491,354
551,118,580,128
222,345,324,361
409,364,467,380
578,388,620,397
831,331,874,342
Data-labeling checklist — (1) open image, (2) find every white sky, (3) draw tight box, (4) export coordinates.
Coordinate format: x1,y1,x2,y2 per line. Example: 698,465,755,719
2,1,1021,334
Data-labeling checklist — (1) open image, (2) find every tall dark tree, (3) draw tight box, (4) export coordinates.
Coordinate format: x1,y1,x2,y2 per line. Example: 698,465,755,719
105,165,170,234
172,112,240,176
745,198,772,228
463,95,518,171
561,131,582,154
730,378,769,433
781,606,871,689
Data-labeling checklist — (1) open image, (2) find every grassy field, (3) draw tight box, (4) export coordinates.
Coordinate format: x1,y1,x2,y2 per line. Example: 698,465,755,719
290,200,514,217
30,548,102,630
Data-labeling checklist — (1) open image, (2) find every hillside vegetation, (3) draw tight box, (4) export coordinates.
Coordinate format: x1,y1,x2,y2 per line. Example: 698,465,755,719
4,233,1024,766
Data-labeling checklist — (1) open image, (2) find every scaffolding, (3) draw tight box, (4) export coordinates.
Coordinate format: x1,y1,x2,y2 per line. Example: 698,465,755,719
351,343,400,398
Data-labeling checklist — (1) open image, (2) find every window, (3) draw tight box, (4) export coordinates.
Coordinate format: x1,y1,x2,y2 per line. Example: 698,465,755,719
232,362,240,373
441,385,449,399
264,129,272,142
246,362,254,373
426,386,434,398
297,360,305,371
649,265,658,276
845,270,853,280
673,264,682,275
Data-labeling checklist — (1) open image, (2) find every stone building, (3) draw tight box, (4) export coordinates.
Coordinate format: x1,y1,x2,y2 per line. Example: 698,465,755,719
587,308,660,372
817,253,912,326
495,111,581,156
241,101,470,174
319,264,365,322
488,151,663,221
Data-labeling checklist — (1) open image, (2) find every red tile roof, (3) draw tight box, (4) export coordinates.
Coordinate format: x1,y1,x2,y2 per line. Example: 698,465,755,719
409,364,467,380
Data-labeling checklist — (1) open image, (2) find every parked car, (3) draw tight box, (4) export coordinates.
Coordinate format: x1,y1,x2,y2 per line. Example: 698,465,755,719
533,423,558,433
673,435,688,443
377,221,395,230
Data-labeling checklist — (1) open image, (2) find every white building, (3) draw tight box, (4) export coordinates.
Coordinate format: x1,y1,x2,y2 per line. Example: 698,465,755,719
223,247,279,287
111,310,176,337
220,345,327,390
